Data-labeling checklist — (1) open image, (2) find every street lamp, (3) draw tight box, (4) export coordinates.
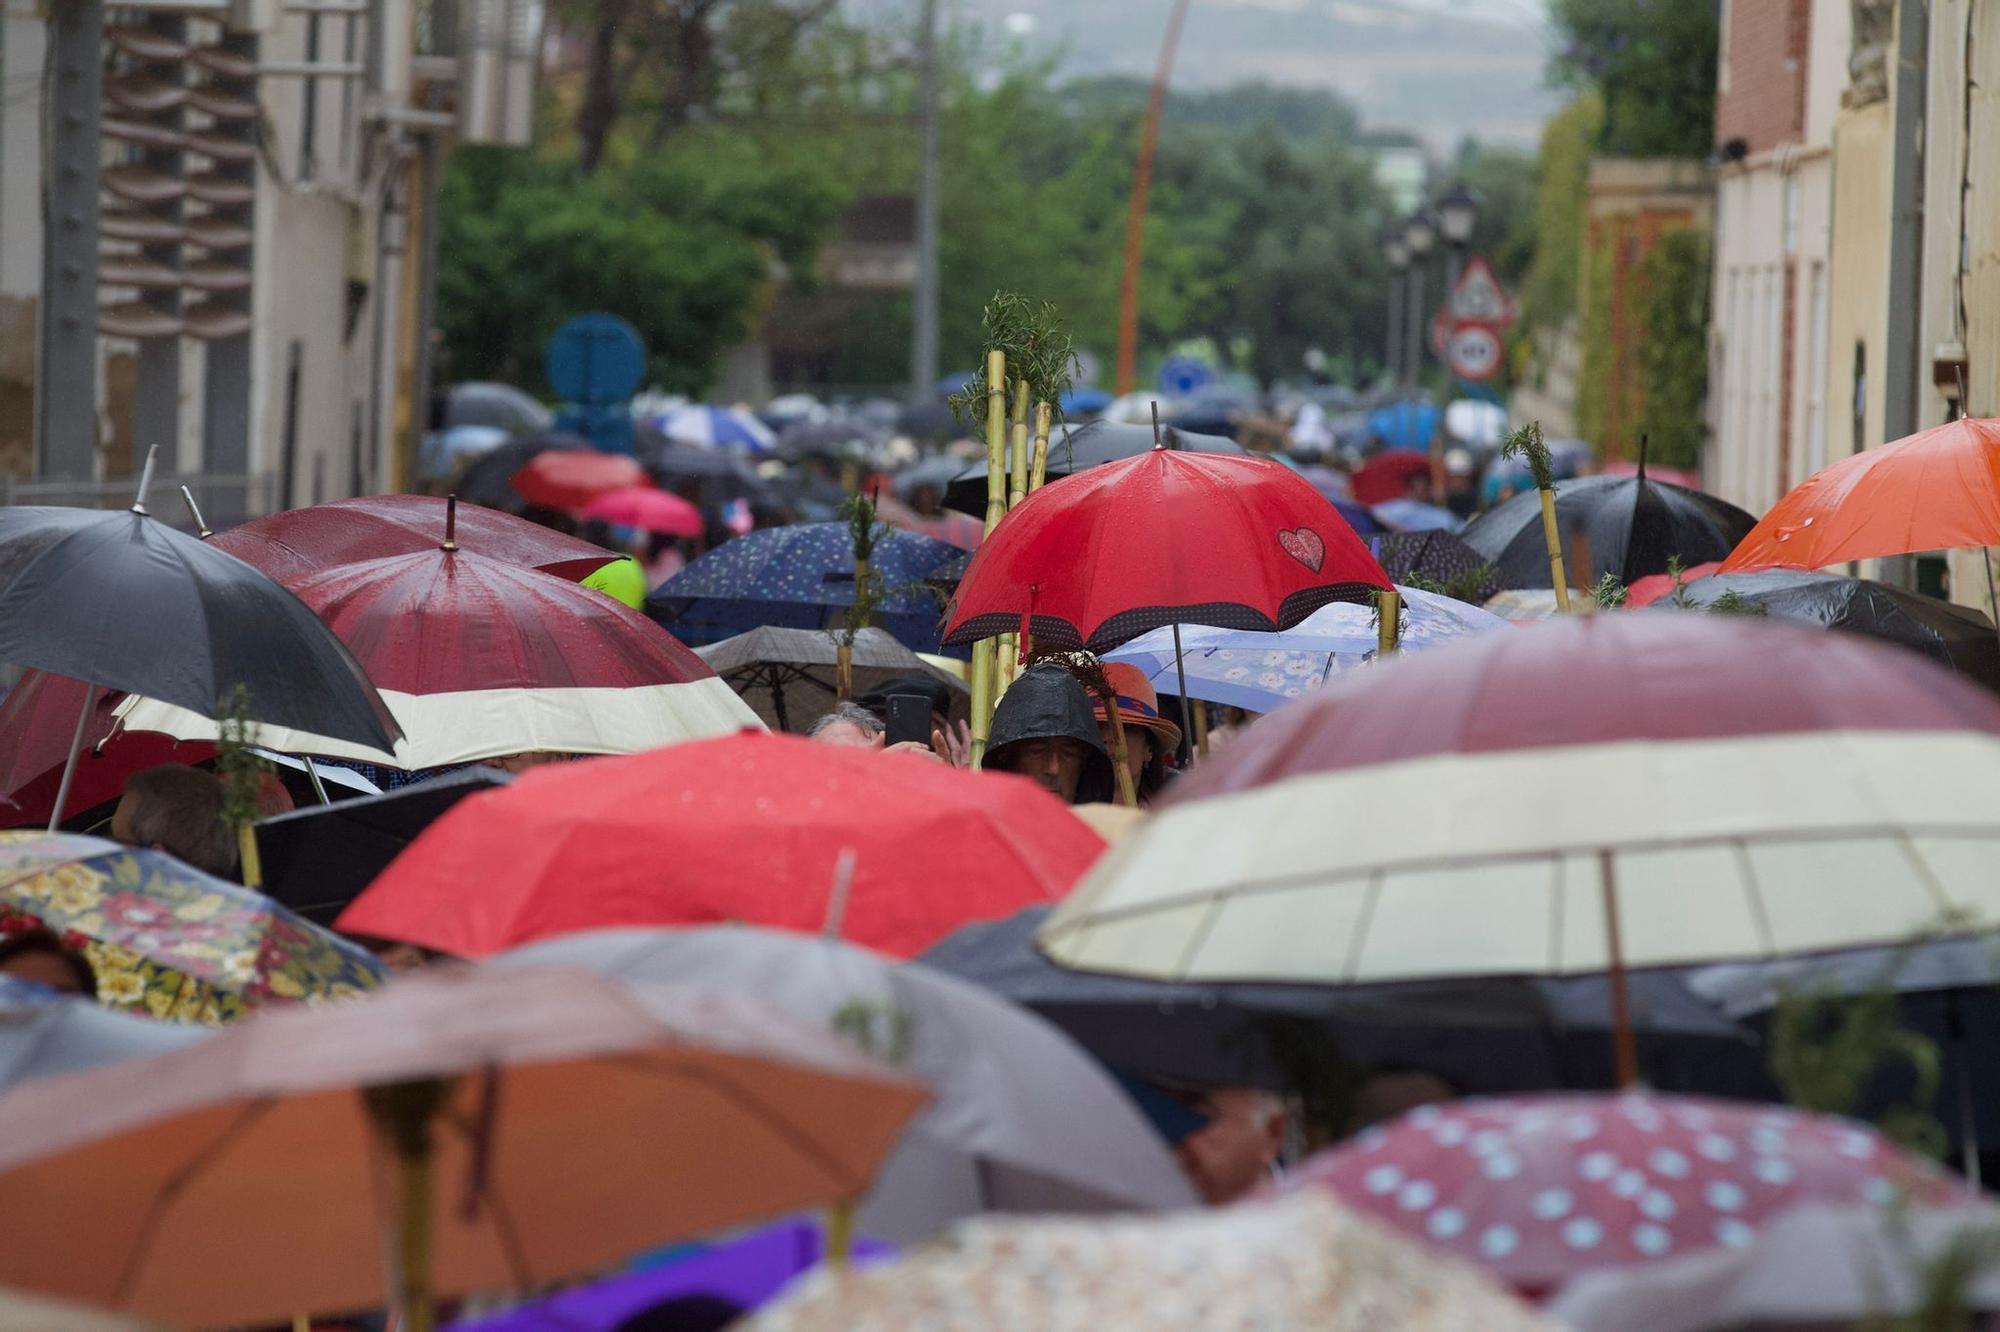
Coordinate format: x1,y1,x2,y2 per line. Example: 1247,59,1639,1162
1401,210,1437,389
1382,232,1410,389
1435,184,1481,248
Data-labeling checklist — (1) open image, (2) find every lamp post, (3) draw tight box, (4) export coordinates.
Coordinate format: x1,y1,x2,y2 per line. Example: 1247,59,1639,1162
1402,208,1436,391
1382,232,1409,389
1435,183,1482,311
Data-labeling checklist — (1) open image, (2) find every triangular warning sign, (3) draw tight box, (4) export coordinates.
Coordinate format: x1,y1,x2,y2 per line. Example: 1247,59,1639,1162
1448,256,1518,326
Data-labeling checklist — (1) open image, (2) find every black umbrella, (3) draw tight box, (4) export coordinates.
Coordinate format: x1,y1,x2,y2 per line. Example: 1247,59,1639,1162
1372,530,1500,603
453,432,591,508
1463,473,1757,588
636,433,768,499
941,420,1244,513
895,398,960,443
1653,569,2000,690
0,502,401,824
775,418,878,461
254,768,510,925
443,381,552,433
919,908,1770,1100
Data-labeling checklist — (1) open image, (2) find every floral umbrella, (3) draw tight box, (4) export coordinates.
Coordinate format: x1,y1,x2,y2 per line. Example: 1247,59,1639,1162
0,831,384,1022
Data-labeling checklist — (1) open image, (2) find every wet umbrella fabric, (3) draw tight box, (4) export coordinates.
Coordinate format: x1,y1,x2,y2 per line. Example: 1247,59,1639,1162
454,433,592,508
0,670,212,829
1350,452,1433,505
1373,530,1499,601
577,487,703,537
646,522,962,652
443,381,552,433
695,626,964,733
1464,475,1757,588
511,450,650,510
496,927,1197,1243
0,975,210,1090
655,404,778,454
940,420,1244,514
210,494,618,584
0,506,399,752
1649,568,2000,691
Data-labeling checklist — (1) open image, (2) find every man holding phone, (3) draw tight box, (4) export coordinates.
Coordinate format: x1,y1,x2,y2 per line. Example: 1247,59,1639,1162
859,675,971,766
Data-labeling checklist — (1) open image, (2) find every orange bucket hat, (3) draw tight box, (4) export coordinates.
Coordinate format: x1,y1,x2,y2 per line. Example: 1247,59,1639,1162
1091,661,1183,752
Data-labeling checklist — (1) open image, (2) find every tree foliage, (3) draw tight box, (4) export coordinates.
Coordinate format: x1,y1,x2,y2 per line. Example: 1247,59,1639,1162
1521,92,1603,332
1547,0,1719,158
1634,226,1713,470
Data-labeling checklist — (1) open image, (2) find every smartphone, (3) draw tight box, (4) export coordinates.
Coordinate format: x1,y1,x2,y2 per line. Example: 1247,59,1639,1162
885,694,933,748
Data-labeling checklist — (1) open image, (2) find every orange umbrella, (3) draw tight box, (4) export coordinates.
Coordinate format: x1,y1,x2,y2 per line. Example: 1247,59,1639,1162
0,966,926,1331
1722,417,2000,572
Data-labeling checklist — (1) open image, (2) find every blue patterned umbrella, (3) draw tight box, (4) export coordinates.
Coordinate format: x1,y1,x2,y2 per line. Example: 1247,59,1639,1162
644,523,960,651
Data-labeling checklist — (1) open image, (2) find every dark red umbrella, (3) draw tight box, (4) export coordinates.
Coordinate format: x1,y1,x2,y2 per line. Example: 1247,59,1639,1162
510,451,651,511
118,547,757,770
1286,1092,1974,1300
1351,452,1434,505
0,671,211,829
211,494,618,583
1167,613,2000,805
942,450,1389,652
337,731,1109,958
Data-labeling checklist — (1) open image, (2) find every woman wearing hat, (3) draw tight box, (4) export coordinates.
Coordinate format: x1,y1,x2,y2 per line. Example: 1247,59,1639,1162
1091,662,1183,806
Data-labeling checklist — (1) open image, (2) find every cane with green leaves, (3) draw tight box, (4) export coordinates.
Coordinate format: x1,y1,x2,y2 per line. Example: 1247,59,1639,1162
1500,420,1571,613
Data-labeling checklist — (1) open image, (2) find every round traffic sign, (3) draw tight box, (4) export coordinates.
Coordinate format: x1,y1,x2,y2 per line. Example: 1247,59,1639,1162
545,313,647,406
1446,324,1504,382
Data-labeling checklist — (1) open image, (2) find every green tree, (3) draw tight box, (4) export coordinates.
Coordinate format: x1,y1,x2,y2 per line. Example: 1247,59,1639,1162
1548,0,1720,157
1634,225,1713,470
1520,92,1603,331
1451,140,1538,285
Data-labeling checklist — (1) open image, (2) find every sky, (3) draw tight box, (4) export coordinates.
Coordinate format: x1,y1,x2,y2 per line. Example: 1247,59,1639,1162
952,0,1562,150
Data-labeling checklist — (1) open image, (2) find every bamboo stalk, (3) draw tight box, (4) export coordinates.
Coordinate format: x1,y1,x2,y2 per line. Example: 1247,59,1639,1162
1538,488,1572,613
397,1146,436,1332
997,381,1031,694
237,821,262,889
1101,702,1139,808
1028,401,1053,493
1190,697,1209,759
968,350,1009,768
825,1200,856,1266
1377,588,1401,655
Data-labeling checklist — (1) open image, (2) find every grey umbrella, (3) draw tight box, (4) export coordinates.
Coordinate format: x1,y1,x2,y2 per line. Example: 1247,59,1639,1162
495,927,1197,1244
0,977,209,1091
696,626,965,733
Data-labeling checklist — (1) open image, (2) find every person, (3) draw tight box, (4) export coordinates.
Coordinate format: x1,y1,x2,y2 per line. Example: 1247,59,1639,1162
480,752,570,775
857,674,971,766
110,764,237,877
982,663,1114,804
1089,662,1182,804
0,927,96,997
1137,1078,1288,1206
809,703,886,749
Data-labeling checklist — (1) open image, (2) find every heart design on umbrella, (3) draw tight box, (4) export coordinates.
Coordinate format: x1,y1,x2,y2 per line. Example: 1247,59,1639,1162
1277,528,1325,573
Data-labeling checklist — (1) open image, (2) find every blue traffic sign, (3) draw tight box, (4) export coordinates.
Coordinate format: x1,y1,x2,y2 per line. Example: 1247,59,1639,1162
1156,355,1215,399
545,313,647,407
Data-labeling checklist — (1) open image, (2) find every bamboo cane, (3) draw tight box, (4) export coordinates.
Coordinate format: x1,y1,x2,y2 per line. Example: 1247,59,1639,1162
237,822,263,889
968,351,1009,768
1028,401,1053,493
1377,587,1401,655
997,380,1031,693
824,1200,856,1266
1190,696,1209,759
366,1080,450,1332
1539,489,1572,613
1101,701,1139,808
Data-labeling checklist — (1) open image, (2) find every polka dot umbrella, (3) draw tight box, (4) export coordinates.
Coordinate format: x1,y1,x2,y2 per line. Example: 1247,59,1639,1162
1285,1092,1979,1303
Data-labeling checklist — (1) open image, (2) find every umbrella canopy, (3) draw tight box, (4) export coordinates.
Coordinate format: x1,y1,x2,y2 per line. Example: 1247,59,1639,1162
0,506,399,752
0,831,386,1022
210,494,619,584
496,928,1196,1242
1464,475,1757,588
454,433,592,508
339,732,1108,960
1289,1093,1976,1300
1373,530,1500,602
254,769,512,925
1351,452,1433,505
119,547,758,769
577,486,703,537
0,669,213,829
0,965,927,1330
777,418,877,461
1650,568,2000,691
1103,586,1506,713
443,380,552,433
943,450,1390,653
1037,617,2000,984
646,522,962,652
0,974,210,1090
696,626,963,734
741,1192,1558,1332
656,404,779,454
1723,416,2000,571
511,450,651,510
940,420,1244,514
875,494,985,551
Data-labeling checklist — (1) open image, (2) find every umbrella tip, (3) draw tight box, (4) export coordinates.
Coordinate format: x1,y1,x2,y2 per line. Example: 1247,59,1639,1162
1150,401,1163,450
179,484,212,538
442,494,459,552
1636,434,1648,484
129,444,159,515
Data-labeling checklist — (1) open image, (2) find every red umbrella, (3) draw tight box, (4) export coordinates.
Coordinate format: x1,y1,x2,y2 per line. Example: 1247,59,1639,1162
1166,613,2000,804
211,494,618,583
1621,560,1723,609
1351,452,1435,505
1286,1092,1974,1301
579,486,703,537
118,547,756,770
511,451,652,511
0,671,211,829
943,449,1389,652
338,731,1108,958
1722,416,2000,572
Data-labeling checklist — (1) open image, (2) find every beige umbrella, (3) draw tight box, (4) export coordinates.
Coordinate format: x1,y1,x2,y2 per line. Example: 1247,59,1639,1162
739,1192,1560,1331
0,966,927,1331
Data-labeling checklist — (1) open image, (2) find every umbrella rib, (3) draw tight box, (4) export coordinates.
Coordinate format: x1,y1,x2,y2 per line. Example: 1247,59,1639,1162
115,1098,279,1307
438,1109,539,1290
1731,840,1778,956
1339,872,1383,984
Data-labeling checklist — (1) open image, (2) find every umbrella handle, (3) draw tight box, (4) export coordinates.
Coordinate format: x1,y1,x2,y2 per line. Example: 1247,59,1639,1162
823,1201,855,1267
46,682,98,833
1600,849,1638,1089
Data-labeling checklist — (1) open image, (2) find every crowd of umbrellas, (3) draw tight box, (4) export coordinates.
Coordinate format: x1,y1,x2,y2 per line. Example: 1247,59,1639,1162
1,404,2000,1331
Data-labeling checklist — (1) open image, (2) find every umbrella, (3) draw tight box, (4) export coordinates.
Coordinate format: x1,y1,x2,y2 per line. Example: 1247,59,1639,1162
1463,474,1758,588
0,504,400,821
0,965,928,1330
696,626,964,733
1598,459,1702,489
940,420,1244,514
1623,559,1724,608
1484,588,1588,622
740,1192,1558,1332
1102,586,1506,713
1288,1093,1977,1300
778,418,877,461
0,830,386,1022
1374,530,1500,602
443,380,552,433
418,425,510,484
210,494,620,584
894,454,973,500
1366,399,1441,451
1548,1201,2000,1332
339,731,1108,960
1333,496,1386,536
119,546,758,769
497,927,1196,1242
253,769,512,925
943,450,1390,653
639,436,770,498
1293,464,1352,503
0,973,210,1089
579,486,704,537
0,669,213,829
511,450,650,510
445,1220,896,1332
1722,416,2000,572
454,432,592,508
1650,568,2000,691
880,502,984,552
1351,452,1433,505
1371,498,1463,532
656,404,779,454
920,907,1762,1099
646,522,961,652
